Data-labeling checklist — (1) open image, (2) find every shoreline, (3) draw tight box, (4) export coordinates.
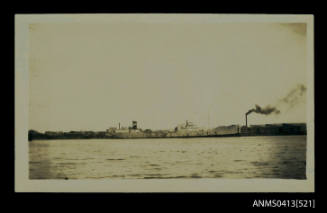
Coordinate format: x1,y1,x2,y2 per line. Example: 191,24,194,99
28,123,307,141
28,133,307,141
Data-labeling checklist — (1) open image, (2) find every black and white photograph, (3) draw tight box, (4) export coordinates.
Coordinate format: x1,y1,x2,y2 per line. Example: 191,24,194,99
15,14,314,192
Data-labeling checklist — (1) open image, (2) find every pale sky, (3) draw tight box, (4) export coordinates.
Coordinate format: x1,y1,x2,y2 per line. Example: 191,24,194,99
28,20,307,132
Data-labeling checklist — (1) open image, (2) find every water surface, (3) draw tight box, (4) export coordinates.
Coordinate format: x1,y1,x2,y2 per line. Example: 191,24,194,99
29,135,306,179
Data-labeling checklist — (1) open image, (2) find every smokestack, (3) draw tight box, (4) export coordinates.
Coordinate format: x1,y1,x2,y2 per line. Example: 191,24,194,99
245,114,248,127
119,122,120,129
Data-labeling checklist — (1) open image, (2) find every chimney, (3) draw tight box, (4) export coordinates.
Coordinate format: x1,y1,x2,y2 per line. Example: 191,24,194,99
245,114,248,128
119,122,120,129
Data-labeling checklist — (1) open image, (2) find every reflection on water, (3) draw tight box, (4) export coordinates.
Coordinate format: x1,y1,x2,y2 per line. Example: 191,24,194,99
29,136,306,179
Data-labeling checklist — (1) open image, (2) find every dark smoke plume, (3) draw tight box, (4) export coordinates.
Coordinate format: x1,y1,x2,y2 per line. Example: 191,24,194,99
279,84,306,108
246,104,280,116
246,84,306,116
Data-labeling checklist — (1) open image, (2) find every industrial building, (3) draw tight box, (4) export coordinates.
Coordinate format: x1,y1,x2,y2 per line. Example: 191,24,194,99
240,123,306,136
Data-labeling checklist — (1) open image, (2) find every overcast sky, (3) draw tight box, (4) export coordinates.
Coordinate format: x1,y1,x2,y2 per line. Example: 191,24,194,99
28,19,307,131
